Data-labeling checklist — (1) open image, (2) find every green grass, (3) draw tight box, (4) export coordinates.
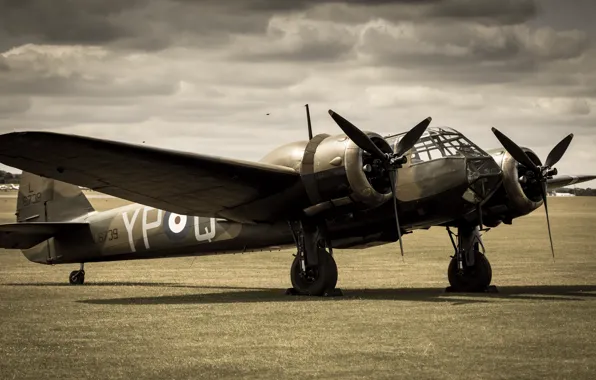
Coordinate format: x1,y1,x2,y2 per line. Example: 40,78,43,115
1,197,596,379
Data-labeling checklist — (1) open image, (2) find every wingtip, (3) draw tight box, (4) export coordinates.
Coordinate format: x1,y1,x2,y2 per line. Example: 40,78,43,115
328,109,335,117
0,131,23,137
0,131,25,144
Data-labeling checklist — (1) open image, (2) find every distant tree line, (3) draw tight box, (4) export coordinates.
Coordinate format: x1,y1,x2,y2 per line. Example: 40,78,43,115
557,187,596,196
1,168,595,195
0,170,21,184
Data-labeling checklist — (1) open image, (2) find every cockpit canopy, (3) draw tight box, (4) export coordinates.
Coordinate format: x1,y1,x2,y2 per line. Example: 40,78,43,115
384,127,488,163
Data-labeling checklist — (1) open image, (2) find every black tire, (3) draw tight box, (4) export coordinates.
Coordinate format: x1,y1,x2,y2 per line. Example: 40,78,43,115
290,249,338,296
69,270,85,285
448,251,491,292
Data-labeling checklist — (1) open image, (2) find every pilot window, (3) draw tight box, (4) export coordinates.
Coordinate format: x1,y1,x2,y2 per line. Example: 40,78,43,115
385,127,487,164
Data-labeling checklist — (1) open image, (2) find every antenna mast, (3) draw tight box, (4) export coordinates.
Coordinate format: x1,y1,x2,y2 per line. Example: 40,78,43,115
305,104,313,140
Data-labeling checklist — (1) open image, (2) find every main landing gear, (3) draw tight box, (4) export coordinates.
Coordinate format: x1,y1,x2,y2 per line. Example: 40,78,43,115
446,225,495,293
286,221,342,297
69,263,85,285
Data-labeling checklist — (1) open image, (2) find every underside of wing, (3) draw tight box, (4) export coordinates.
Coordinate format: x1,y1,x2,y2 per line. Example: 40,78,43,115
0,222,89,249
547,175,596,191
0,132,304,223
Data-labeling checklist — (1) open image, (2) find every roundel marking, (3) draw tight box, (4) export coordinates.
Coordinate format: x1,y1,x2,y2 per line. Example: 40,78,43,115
169,214,187,233
164,212,190,241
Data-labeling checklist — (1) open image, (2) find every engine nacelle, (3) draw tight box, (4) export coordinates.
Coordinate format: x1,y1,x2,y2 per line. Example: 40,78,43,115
489,148,544,220
260,132,394,216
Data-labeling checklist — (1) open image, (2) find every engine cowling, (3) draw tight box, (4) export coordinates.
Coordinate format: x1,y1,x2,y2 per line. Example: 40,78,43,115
260,132,394,216
490,147,544,219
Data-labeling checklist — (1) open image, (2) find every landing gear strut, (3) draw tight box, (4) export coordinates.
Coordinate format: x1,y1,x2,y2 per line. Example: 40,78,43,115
287,221,341,296
446,225,494,292
69,263,85,285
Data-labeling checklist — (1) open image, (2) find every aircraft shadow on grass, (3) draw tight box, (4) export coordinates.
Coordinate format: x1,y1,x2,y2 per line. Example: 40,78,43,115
63,284,596,305
4,282,265,291
6,282,596,305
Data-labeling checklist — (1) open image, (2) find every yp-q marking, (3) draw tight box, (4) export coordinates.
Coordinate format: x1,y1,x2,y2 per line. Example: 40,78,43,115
122,207,217,252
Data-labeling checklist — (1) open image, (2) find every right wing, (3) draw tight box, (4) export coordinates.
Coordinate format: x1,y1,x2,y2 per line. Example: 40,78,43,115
547,175,596,191
0,132,304,223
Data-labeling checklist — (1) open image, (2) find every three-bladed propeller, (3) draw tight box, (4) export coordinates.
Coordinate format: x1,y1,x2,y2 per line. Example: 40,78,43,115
491,127,574,259
328,109,432,257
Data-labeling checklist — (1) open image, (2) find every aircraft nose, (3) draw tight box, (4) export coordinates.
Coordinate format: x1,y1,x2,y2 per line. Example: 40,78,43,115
462,158,502,204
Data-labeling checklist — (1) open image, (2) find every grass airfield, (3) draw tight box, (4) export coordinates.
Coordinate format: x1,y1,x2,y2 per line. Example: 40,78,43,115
1,195,596,379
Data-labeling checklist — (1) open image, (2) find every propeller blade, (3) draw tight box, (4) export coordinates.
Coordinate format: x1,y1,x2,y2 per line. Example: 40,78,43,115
544,133,574,168
540,182,555,260
389,170,404,258
491,128,538,171
328,110,387,161
394,117,432,157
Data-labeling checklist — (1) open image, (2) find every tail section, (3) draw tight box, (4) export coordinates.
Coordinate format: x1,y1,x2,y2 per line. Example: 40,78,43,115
0,222,89,250
0,173,95,264
16,172,95,223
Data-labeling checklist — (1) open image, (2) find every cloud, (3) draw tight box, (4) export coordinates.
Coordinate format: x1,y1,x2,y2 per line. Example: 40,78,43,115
0,96,31,117
358,22,589,70
0,0,539,53
534,97,591,115
0,0,594,187
0,0,143,49
230,16,360,62
0,44,183,97
305,0,537,25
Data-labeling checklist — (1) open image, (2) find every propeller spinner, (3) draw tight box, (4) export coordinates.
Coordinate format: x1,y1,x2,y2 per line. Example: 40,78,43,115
491,127,574,260
328,109,432,257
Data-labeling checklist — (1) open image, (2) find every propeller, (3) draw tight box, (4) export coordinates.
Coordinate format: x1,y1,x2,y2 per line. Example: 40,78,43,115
328,109,432,256
491,127,574,259
328,110,388,161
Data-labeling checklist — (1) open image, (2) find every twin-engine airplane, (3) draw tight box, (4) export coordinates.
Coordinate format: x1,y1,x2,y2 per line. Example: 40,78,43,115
0,107,594,295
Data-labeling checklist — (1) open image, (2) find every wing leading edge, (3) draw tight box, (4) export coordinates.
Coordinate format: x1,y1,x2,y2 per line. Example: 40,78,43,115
547,175,596,191
0,132,303,223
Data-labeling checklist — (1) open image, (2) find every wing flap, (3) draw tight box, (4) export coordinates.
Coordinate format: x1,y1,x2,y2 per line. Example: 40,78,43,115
0,132,301,222
0,222,89,249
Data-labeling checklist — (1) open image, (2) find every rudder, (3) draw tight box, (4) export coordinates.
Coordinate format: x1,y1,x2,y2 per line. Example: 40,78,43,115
16,172,95,223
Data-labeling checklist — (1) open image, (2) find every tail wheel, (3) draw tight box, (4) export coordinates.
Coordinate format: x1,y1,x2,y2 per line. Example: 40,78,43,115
290,248,337,296
448,250,491,292
69,270,85,285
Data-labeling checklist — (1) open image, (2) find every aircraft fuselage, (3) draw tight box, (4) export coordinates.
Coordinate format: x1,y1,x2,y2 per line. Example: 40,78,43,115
23,139,502,265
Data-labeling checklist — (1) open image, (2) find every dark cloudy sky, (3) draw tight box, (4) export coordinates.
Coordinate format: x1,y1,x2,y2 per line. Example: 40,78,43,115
0,0,595,186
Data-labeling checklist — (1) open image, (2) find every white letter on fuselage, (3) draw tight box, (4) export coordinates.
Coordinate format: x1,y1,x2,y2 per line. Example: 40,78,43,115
142,207,163,249
122,208,141,252
194,217,216,242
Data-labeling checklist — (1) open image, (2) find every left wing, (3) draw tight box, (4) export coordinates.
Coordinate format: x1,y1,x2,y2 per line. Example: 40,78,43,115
0,132,304,223
547,175,596,191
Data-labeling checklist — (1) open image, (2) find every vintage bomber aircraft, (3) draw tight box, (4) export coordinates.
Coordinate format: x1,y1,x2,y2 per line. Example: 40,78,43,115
0,108,594,295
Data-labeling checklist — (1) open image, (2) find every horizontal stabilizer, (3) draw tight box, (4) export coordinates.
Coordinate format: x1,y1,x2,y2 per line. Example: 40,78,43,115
0,222,89,249
547,175,596,191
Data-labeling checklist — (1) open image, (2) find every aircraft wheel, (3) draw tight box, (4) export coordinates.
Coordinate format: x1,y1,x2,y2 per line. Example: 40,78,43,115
447,251,491,292
69,270,85,285
290,249,337,296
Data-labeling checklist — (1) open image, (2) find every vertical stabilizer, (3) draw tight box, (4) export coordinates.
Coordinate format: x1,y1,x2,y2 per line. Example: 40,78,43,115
16,172,95,223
